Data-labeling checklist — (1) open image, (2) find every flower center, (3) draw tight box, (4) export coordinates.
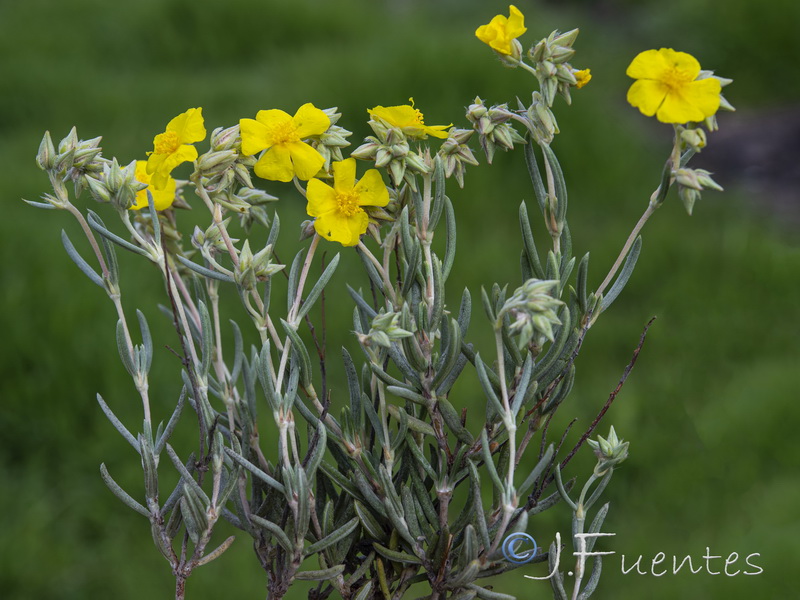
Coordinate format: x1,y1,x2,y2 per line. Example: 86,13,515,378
267,121,300,145
154,130,181,155
335,190,361,217
662,65,694,91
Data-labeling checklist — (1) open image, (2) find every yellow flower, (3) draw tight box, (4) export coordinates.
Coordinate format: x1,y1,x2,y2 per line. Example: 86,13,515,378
368,99,451,139
574,69,592,89
475,5,527,56
626,49,721,124
131,160,177,211
146,107,206,189
306,158,389,247
240,103,329,182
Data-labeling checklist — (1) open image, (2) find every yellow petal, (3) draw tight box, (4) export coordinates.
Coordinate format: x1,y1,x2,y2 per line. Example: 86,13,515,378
332,158,357,193
627,48,701,82
287,141,325,181
167,108,206,144
293,103,330,138
254,108,293,142
507,5,527,38
354,169,389,208
626,49,671,80
314,210,368,247
162,145,198,177
132,176,177,210
254,144,294,182
306,179,338,217
146,152,168,175
368,104,417,129
422,124,451,139
657,79,720,124
240,118,271,155
626,79,668,117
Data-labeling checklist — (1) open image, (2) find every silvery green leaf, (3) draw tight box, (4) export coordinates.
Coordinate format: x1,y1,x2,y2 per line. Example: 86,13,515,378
230,319,244,382
431,254,445,327
96,393,139,452
176,255,235,283
435,353,468,397
99,463,149,518
576,253,590,314
135,310,153,374
195,535,235,567
542,145,568,224
399,206,415,264
518,444,554,499
319,461,360,499
429,155,446,231
294,564,345,581
479,430,504,496
352,581,373,600
531,307,573,385
60,230,103,287
578,558,603,600
386,342,422,388
510,354,535,418
599,235,642,313
354,500,387,542
475,354,504,421
116,320,135,376
295,252,340,323
386,385,427,406
468,583,515,600
287,249,304,313
528,480,573,515
353,469,387,518
146,191,161,245
305,516,359,556
180,497,202,545
519,202,545,280
249,514,293,552
24,199,57,210
223,447,284,494
438,398,473,445
388,405,434,437
166,444,210,505
280,319,312,389
390,406,409,451
480,287,496,323
304,421,327,480
346,285,378,321
586,502,610,553
443,196,457,281
373,543,421,565
356,245,384,292
346,550,376,586
409,466,438,528
369,363,407,389
87,210,148,257
405,435,436,481
524,139,547,213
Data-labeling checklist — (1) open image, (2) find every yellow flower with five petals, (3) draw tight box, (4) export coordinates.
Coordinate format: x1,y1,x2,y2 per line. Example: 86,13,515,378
368,99,451,140
626,49,721,124
240,103,329,182
146,108,206,190
475,5,527,56
131,160,176,211
306,158,389,247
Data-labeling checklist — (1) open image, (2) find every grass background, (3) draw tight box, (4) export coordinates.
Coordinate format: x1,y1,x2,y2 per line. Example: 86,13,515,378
2,0,799,598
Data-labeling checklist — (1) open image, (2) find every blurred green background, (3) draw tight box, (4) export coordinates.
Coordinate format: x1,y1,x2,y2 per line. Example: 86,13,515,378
2,0,799,598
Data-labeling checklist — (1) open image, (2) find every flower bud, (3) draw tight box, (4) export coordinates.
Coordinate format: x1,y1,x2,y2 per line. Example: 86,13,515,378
36,131,56,171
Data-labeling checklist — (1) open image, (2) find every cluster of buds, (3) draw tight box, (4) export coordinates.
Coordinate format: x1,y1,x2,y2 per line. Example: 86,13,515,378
528,29,584,106
466,98,526,163
523,91,560,145
351,120,429,187
233,240,284,291
499,278,564,349
588,426,630,476
674,167,723,215
196,125,256,194
698,73,736,133
310,108,353,171
36,129,110,203
192,217,238,258
357,309,414,349
86,158,147,210
436,128,479,188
